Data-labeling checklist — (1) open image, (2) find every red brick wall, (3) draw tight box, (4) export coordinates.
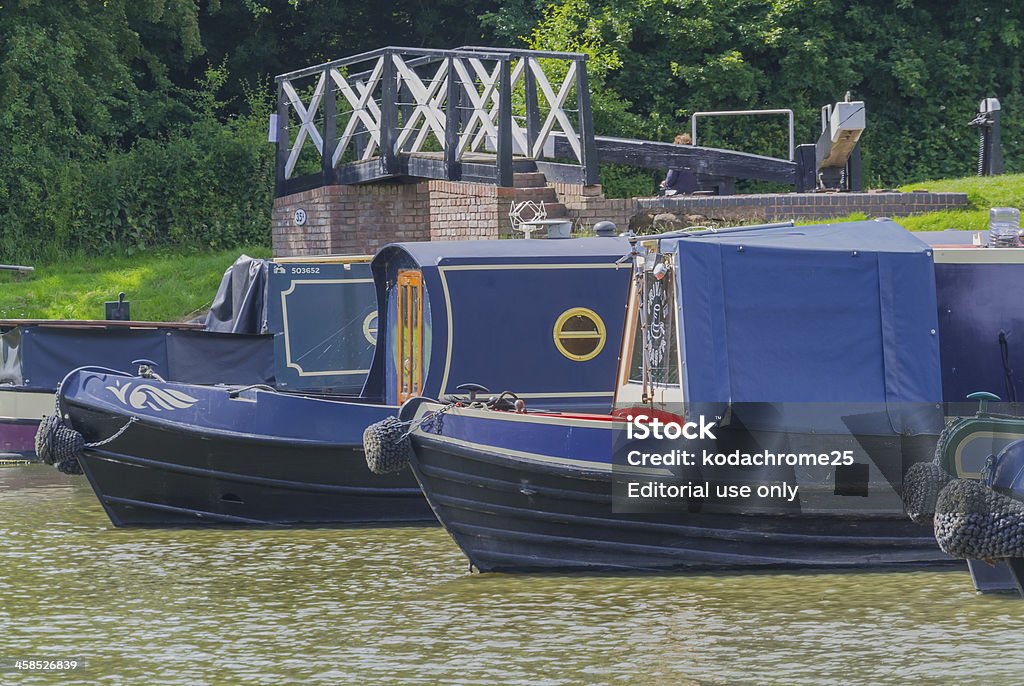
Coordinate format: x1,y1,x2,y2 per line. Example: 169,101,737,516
551,183,633,233
273,180,522,256
272,180,971,257
427,181,515,240
273,183,431,257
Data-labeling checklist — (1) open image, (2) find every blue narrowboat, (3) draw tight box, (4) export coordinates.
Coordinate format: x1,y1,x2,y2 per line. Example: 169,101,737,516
916,242,1024,593
52,238,631,526
400,220,959,572
3,255,378,462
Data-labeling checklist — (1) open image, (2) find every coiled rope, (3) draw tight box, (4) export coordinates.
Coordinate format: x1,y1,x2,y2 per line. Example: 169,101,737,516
933,478,1024,560
363,404,453,475
900,418,1024,561
902,461,953,525
34,397,137,475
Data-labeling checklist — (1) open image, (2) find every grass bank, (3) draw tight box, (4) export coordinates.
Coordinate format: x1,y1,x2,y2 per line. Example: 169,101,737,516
0,247,270,321
894,173,1024,232
799,173,1023,231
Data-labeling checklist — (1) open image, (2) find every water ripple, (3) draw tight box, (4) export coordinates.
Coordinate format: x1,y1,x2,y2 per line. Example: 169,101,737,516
2,466,1023,685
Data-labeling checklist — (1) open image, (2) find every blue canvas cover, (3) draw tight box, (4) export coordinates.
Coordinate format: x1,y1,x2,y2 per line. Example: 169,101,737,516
668,220,942,433
0,326,273,390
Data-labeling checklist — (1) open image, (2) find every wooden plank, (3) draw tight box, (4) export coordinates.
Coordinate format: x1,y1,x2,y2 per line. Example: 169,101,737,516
524,59,540,156
444,58,461,180
496,58,513,187
380,53,398,175
574,57,599,185
321,73,337,184
275,82,290,196
535,161,585,185
554,134,797,185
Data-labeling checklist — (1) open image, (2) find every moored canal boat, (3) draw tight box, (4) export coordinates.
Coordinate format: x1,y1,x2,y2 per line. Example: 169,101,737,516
48,238,632,526
399,220,956,572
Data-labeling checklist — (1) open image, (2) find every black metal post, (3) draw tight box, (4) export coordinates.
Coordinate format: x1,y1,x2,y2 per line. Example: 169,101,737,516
321,71,337,185
574,58,600,186
380,51,398,175
496,57,514,187
794,143,816,192
275,82,290,196
444,58,461,180
524,58,540,158
846,142,862,192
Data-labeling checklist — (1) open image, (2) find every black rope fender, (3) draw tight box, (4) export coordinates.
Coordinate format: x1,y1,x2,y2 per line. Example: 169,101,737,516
934,478,1024,561
34,401,138,476
363,404,454,475
902,461,954,525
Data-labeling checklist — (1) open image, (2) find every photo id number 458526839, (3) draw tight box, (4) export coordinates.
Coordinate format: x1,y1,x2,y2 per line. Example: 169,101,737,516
8,660,80,671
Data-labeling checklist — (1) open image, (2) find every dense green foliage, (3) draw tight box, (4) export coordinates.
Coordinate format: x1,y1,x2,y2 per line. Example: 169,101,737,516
523,0,1022,189
0,2,277,262
0,1,1020,261
0,246,271,320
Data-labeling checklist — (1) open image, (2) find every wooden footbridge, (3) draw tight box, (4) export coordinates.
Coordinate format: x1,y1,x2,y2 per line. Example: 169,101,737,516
273,46,818,197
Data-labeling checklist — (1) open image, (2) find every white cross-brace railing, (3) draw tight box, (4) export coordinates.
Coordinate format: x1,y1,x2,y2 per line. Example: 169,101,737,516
273,46,599,192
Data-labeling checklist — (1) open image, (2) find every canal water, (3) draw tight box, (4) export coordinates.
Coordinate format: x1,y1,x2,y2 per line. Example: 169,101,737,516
3,465,1024,685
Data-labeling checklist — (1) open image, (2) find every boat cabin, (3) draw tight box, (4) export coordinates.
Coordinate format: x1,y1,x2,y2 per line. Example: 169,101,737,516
366,238,631,411
614,220,944,435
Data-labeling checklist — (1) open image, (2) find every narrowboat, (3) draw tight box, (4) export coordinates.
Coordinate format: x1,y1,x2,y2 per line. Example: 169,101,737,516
50,238,631,526
3,254,377,462
400,220,956,572
912,240,1024,592
1,319,271,462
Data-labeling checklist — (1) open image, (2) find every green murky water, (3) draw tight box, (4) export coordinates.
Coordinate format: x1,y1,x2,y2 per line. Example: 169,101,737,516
3,465,1024,685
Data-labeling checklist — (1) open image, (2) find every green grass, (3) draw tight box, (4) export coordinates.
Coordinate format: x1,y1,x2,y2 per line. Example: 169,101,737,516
802,173,1024,231
0,247,271,321
893,173,1024,232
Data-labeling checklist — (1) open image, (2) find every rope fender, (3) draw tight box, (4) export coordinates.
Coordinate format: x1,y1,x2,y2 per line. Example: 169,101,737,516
363,404,453,475
934,478,1024,560
363,416,416,475
34,413,86,475
902,461,953,525
34,404,137,476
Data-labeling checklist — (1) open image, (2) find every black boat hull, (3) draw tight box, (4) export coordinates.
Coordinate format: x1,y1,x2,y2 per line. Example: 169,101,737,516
409,433,952,573
69,401,434,527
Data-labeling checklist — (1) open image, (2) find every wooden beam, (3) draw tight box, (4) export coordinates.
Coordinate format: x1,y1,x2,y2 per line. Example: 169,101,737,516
574,58,599,185
379,53,398,175
553,134,797,185
496,58,513,187
275,82,290,196
444,58,461,180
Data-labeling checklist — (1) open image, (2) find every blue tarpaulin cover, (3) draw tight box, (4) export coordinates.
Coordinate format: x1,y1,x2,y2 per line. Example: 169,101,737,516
668,219,942,433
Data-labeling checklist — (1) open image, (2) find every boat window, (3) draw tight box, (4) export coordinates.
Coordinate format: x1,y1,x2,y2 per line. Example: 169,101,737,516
553,307,607,362
627,269,679,386
397,270,424,402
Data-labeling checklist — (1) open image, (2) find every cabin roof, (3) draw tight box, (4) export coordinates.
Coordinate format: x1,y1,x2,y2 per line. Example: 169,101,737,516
374,237,630,269
661,219,930,255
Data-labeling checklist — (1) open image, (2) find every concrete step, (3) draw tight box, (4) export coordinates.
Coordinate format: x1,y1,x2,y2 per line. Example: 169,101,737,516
513,172,548,188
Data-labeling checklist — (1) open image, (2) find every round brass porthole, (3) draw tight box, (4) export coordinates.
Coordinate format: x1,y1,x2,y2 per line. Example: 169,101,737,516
553,307,606,362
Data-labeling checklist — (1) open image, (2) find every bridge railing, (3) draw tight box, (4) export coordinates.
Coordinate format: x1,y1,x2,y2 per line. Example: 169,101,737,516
273,46,598,194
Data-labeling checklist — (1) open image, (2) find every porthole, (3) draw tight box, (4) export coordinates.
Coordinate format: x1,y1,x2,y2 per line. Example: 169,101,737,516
553,307,606,362
363,311,378,345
